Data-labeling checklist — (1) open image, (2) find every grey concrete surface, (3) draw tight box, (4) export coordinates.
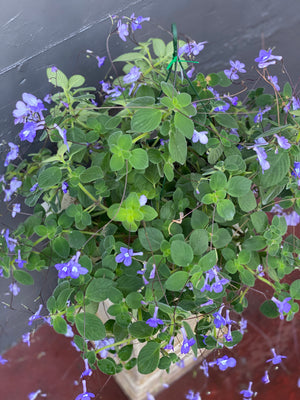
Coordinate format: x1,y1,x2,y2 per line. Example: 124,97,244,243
1,0,300,351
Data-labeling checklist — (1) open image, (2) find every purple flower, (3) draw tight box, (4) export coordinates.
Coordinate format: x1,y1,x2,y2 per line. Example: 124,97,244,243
123,66,141,84
224,60,246,80
28,304,43,326
266,347,287,365
146,393,155,400
55,252,88,279
283,211,300,226
22,332,31,347
0,355,8,365
130,13,150,31
146,306,164,328
15,249,26,268
13,100,29,124
139,195,147,206
43,94,52,104
192,130,208,144
209,355,236,371
19,121,37,143
64,324,74,338
4,229,18,252
62,182,68,194
96,56,106,68
255,49,282,68
149,264,156,279
253,146,270,173
271,297,291,320
213,305,226,328
262,370,270,384
268,75,280,91
4,142,19,167
61,101,69,108
185,389,201,400
53,123,69,151
12,203,21,218
115,247,143,267
274,134,291,149
179,41,208,57
199,359,209,377
30,183,39,192
186,66,195,79
117,19,129,42
9,282,20,296
164,336,174,350
94,338,115,358
256,264,265,277
214,102,230,112
180,327,196,354
240,381,254,399
75,380,95,400
224,94,239,106
81,359,93,378
200,299,214,307
51,66,58,73
3,177,22,202
292,96,300,111
254,106,271,123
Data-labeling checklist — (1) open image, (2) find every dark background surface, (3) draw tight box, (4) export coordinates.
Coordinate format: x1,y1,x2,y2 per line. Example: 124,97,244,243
1,0,300,352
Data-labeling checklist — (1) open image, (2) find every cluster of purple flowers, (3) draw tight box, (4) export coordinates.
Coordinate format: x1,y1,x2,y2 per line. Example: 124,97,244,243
100,80,124,99
116,13,150,42
200,266,230,294
54,252,88,279
178,41,208,57
94,338,115,358
13,92,46,143
270,203,300,227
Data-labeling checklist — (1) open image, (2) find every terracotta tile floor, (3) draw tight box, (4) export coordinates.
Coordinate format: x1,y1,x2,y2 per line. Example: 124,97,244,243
0,273,299,400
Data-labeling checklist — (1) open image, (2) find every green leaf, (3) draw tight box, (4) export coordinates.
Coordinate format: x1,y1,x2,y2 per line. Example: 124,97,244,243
75,312,106,341
68,230,86,248
227,176,252,197
164,163,174,182
161,81,177,98
68,74,85,89
110,154,124,171
217,199,235,220
250,211,268,232
165,271,189,291
118,345,133,361
243,236,266,250
158,356,171,370
131,109,162,133
169,130,187,165
259,300,279,318
240,269,255,286
214,113,238,129
137,341,160,374
138,227,164,251
46,296,57,313
86,278,114,302
191,210,209,229
38,167,62,188
189,229,208,255
52,237,70,259
225,155,246,173
47,67,68,90
170,241,193,266
260,150,290,188
174,113,194,139
13,270,34,285
53,316,67,334
197,250,217,272
283,82,293,98
207,143,224,164
210,171,227,191
129,321,153,338
98,359,116,375
129,148,149,170
126,292,143,309
212,228,232,248
141,205,158,221
80,167,103,183
238,191,257,212
290,279,300,300
57,288,74,311
114,52,145,62
152,38,166,57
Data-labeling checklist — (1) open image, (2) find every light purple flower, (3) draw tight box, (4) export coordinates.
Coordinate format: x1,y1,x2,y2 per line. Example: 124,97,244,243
22,332,31,347
268,75,280,91
130,13,150,31
255,49,282,68
117,19,129,42
185,389,201,400
30,183,39,192
139,195,147,206
53,124,69,151
28,304,43,326
22,93,46,114
199,359,209,377
254,106,271,123
240,381,254,399
146,306,164,328
179,41,208,57
9,282,20,296
262,370,270,384
214,102,230,112
75,380,95,400
4,229,18,252
164,336,174,351
13,100,29,124
213,305,226,328
224,60,246,80
15,249,26,268
224,94,239,106
115,247,143,267
266,347,287,365
146,393,155,400
19,121,37,143
51,66,58,73
209,355,236,371
81,359,93,378
149,264,156,279
186,66,195,79
180,327,196,354
4,142,19,167
43,94,52,104
253,145,270,173
94,338,115,358
62,182,68,194
96,56,106,68
55,252,88,279
192,130,208,144
12,203,21,218
64,324,74,338
256,264,265,277
123,66,141,84
0,355,8,365
271,296,291,320
274,134,291,149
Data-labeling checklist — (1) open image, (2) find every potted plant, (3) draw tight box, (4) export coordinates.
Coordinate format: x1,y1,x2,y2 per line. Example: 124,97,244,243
1,14,299,400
